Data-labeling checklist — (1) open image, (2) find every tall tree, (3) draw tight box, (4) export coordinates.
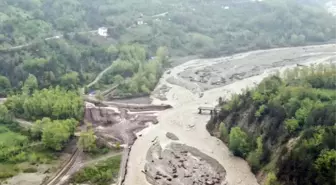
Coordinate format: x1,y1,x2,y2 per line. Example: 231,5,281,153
78,129,96,152
22,74,38,95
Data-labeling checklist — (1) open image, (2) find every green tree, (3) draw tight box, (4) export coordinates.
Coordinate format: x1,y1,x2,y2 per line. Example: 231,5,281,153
314,149,336,184
255,105,267,118
284,118,299,133
41,119,77,151
95,91,104,103
247,136,263,172
60,72,80,90
219,122,229,142
265,172,279,185
78,129,96,152
0,104,11,123
156,46,169,66
0,75,11,97
31,117,52,138
229,127,249,157
22,74,38,95
42,123,70,151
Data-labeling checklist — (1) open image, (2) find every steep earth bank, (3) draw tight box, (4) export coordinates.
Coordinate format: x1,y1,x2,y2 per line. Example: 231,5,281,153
124,44,336,185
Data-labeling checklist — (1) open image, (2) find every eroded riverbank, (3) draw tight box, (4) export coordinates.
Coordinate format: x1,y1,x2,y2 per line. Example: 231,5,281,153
124,44,336,185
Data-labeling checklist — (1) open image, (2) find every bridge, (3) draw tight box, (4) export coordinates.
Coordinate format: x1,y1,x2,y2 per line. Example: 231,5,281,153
198,106,221,114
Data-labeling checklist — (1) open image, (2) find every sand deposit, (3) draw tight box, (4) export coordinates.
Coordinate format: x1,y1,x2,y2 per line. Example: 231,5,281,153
124,44,336,185
144,142,227,185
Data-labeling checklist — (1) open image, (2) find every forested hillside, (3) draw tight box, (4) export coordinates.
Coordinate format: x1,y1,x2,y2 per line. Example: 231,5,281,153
1,0,335,50
0,0,335,96
207,64,336,185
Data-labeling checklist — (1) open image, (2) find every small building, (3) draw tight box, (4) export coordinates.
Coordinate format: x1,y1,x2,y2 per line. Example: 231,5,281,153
98,27,108,37
137,19,144,25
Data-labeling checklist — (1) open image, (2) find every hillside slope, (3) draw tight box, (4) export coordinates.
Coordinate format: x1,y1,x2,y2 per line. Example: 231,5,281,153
207,63,336,185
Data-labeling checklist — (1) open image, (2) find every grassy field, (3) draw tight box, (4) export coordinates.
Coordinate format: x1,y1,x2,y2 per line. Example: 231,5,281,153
71,155,122,185
0,125,55,180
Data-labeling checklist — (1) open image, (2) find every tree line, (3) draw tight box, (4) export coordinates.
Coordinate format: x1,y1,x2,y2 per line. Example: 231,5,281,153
209,63,336,185
1,0,335,97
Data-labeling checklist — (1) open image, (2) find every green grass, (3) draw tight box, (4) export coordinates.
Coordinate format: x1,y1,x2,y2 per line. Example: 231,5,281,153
0,125,55,180
71,155,122,185
87,146,111,158
0,164,19,179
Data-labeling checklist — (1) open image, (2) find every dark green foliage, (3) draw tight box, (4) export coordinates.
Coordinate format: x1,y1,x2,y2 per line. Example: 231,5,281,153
229,127,250,158
96,45,167,96
314,149,336,184
212,64,336,185
71,155,122,185
0,76,11,97
247,136,264,172
0,123,54,167
22,167,38,173
41,119,78,151
78,129,97,152
5,87,84,121
1,0,335,96
277,127,336,185
0,37,116,93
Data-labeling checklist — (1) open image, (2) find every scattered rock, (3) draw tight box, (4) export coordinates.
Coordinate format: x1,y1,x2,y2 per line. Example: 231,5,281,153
144,143,226,185
187,123,195,129
166,132,179,141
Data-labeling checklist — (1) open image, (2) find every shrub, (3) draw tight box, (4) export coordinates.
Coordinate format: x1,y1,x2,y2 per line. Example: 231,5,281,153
219,122,229,142
0,171,16,179
115,142,121,150
255,105,267,118
314,149,336,184
247,136,263,173
284,118,299,133
71,155,122,185
252,91,265,105
229,127,250,158
22,167,38,173
265,172,279,185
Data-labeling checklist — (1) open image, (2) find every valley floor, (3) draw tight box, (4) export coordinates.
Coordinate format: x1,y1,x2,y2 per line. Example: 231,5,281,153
124,44,336,185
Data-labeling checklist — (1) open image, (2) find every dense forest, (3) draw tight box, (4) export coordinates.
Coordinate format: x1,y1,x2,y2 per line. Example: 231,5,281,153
0,0,335,96
0,0,335,183
0,87,84,179
207,63,336,185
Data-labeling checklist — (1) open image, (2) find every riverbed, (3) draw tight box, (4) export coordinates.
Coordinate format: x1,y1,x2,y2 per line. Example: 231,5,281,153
124,44,336,185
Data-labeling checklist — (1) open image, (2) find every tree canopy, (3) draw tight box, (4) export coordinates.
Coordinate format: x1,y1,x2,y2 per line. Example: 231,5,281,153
5,87,84,121
210,63,336,185
0,0,335,96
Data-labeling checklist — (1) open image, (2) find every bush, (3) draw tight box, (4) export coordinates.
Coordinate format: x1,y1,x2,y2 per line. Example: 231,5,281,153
71,155,122,185
284,118,299,133
265,172,279,185
22,167,38,173
229,127,250,158
0,171,16,179
247,136,263,173
314,149,336,184
0,165,19,179
255,105,267,118
219,122,229,142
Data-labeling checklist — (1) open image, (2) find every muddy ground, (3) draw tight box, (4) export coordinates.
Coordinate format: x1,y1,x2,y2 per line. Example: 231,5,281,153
177,44,336,91
145,142,227,185
124,44,336,185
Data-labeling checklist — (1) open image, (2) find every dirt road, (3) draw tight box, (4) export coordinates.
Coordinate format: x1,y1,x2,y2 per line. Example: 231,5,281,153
3,30,98,51
124,44,336,185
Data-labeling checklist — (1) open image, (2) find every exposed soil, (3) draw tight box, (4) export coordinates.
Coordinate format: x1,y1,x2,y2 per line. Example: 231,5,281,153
144,142,227,185
166,132,179,141
124,44,336,185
